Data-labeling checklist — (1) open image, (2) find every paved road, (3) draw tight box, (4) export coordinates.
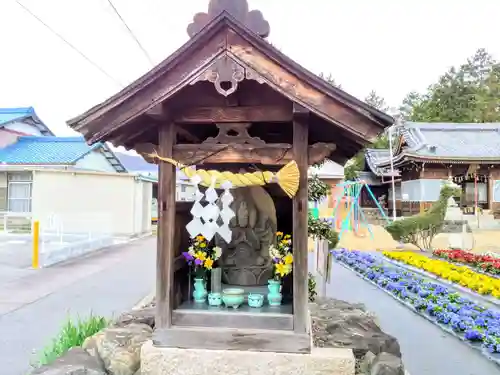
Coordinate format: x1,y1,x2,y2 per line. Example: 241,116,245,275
0,236,156,375
328,262,500,375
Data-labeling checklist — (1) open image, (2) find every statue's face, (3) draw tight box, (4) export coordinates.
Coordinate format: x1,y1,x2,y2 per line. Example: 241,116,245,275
238,201,249,227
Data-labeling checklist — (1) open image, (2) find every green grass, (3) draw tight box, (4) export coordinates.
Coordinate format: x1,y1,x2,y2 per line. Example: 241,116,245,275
36,314,108,366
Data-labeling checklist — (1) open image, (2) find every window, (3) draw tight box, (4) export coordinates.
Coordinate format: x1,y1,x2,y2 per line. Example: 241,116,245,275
465,182,488,204
8,172,32,213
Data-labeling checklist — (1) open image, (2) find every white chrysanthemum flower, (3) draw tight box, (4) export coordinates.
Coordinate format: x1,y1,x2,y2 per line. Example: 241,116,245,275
213,246,222,260
188,246,195,256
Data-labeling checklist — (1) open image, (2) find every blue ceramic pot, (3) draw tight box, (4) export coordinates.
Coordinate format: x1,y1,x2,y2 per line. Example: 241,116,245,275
193,278,207,303
248,293,264,308
267,279,282,306
208,292,222,306
222,288,245,309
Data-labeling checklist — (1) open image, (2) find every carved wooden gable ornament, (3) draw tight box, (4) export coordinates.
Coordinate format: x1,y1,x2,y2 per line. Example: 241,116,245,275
190,55,265,97
187,0,270,38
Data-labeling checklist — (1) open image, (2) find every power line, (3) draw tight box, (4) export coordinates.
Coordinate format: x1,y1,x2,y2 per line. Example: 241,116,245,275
14,0,124,88
105,0,155,67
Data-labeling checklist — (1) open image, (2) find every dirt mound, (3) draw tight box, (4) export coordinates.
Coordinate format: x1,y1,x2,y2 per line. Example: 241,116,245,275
336,224,500,253
337,225,405,251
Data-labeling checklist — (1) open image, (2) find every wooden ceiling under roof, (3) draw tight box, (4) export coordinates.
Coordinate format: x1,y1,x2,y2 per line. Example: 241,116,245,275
67,0,393,166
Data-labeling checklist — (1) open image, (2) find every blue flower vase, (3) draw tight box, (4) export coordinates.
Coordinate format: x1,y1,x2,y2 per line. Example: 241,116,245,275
267,279,282,306
193,278,207,303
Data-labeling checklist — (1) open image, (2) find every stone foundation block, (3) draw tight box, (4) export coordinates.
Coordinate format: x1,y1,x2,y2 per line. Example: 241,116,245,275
140,340,355,375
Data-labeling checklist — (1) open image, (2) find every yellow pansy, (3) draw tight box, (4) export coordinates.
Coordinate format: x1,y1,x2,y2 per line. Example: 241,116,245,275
284,253,293,265
204,258,214,270
383,251,500,298
200,242,207,248
276,231,283,237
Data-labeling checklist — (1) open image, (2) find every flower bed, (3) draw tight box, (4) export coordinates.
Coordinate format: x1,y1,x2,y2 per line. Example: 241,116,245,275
434,249,500,277
332,249,500,360
383,251,500,299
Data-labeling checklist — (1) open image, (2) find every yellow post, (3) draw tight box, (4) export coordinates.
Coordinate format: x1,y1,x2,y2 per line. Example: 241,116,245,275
32,220,40,269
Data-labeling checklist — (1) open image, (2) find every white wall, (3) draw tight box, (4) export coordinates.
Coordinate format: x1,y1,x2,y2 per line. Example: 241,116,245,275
308,160,344,179
31,170,152,236
75,150,117,173
4,121,43,136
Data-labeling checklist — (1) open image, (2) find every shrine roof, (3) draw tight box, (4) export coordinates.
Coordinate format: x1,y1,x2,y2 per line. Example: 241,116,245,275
367,122,500,172
67,9,393,148
364,148,399,177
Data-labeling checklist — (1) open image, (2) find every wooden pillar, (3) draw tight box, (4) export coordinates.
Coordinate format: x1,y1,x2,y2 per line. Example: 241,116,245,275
292,106,309,334
156,121,176,329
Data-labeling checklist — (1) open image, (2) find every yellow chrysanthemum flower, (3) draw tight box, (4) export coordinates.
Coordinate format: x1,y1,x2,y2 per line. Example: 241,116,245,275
275,263,287,277
204,258,214,270
284,253,293,265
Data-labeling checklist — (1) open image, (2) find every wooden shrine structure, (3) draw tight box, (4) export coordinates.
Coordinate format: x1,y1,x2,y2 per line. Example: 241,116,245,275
68,0,393,353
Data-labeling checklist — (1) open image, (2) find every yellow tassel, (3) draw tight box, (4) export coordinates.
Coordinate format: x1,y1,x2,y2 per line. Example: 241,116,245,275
147,152,300,198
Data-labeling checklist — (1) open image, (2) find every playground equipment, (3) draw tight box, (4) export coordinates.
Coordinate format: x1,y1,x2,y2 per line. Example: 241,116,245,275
331,180,389,241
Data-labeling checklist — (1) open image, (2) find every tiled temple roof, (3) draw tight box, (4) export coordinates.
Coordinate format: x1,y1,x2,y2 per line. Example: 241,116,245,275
365,122,500,174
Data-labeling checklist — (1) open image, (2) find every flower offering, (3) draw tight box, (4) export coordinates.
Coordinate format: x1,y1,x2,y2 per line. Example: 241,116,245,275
269,232,293,279
182,235,222,277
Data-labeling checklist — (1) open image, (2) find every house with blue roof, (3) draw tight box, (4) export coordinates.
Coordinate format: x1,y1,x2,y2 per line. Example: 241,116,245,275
364,122,500,217
0,135,155,237
0,136,126,172
0,107,53,137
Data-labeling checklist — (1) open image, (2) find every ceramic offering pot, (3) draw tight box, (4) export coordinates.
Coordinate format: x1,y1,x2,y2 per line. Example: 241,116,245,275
208,292,222,307
193,278,207,303
267,279,282,306
222,288,245,309
247,293,264,308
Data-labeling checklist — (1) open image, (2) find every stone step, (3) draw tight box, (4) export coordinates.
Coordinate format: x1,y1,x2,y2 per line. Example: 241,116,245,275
172,300,293,331
143,335,355,375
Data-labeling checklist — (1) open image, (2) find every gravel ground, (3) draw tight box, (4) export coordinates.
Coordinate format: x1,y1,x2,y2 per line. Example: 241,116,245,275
327,261,500,375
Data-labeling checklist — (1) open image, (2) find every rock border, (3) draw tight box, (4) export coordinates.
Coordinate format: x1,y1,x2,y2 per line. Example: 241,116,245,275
335,260,500,368
132,289,155,311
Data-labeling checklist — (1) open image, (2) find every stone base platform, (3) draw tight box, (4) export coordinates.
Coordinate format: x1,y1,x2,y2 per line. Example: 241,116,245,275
141,340,355,375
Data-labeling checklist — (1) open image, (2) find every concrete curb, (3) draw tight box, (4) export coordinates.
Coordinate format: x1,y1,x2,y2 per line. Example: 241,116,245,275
132,289,155,311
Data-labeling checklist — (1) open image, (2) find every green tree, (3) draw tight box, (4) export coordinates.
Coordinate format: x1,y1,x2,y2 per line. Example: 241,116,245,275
401,48,500,122
365,90,389,113
344,90,390,180
319,72,342,89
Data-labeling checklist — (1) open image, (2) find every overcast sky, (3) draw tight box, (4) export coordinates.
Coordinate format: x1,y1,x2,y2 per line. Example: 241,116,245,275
1,0,499,137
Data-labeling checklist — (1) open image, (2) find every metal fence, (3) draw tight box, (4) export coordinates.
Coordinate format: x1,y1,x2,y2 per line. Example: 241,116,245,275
0,212,32,233
0,211,115,267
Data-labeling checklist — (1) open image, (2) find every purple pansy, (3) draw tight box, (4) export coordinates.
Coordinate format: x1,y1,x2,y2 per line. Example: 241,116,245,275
331,249,500,354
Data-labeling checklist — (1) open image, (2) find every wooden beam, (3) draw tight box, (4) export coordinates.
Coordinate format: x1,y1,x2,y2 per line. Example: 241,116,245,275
134,142,335,166
111,122,157,147
174,105,292,124
292,113,309,334
146,103,169,120
156,121,176,329
175,125,200,143
153,327,310,353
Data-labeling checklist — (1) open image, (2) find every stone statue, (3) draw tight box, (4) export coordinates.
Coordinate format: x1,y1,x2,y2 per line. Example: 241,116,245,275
216,186,277,286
